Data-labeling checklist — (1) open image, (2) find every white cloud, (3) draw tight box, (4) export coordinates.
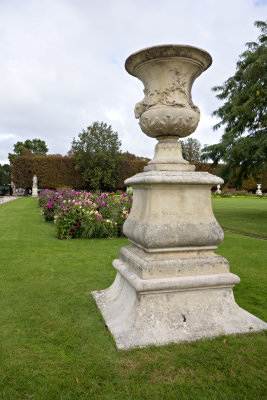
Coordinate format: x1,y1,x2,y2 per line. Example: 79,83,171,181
104,108,126,124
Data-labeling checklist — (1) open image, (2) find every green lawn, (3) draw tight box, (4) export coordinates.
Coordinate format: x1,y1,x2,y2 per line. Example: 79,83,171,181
212,198,267,238
0,198,266,400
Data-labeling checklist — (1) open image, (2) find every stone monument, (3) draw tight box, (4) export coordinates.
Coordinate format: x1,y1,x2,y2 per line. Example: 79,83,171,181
92,45,267,349
32,174,38,197
256,184,262,196
216,184,221,194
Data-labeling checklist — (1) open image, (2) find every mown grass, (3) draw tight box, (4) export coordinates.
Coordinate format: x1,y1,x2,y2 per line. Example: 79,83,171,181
0,198,266,400
212,198,267,238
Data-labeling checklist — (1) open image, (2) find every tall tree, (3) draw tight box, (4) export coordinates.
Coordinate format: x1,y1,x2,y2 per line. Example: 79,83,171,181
180,138,202,162
0,164,11,184
201,21,267,186
71,121,122,190
8,138,48,164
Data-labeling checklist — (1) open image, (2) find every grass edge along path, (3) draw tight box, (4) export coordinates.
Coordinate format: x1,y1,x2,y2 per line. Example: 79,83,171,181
222,229,267,241
0,198,266,400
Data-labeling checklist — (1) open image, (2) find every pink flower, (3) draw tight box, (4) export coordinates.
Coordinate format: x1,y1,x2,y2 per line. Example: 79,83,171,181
101,201,105,208
97,214,102,221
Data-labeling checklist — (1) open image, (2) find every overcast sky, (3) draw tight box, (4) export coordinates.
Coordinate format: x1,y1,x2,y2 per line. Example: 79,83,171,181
0,0,266,164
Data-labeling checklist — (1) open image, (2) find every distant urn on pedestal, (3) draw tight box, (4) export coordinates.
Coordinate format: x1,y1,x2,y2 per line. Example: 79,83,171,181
256,184,262,196
216,184,221,194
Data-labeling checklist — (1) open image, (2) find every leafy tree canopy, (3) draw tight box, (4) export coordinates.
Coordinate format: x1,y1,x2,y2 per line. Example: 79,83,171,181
180,138,202,162
8,138,48,164
201,20,267,186
71,121,122,191
0,164,11,185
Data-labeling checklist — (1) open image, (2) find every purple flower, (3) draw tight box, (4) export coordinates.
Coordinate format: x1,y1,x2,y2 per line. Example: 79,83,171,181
97,214,102,221
101,201,106,208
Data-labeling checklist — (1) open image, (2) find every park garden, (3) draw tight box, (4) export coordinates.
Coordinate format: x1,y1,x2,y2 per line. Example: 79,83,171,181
0,18,266,400
0,196,266,399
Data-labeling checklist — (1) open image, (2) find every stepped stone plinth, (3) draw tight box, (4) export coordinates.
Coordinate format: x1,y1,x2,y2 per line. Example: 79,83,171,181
92,45,267,349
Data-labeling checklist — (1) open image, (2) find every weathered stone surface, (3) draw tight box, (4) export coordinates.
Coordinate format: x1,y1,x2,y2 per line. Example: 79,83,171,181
119,244,229,279
92,44,267,349
125,171,223,186
92,261,267,349
125,45,212,140
123,172,224,249
144,138,196,172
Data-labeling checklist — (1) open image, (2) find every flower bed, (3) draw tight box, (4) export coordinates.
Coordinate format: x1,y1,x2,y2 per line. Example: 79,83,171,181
38,189,132,239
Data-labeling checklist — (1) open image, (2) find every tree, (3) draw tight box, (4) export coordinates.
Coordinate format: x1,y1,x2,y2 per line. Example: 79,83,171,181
8,138,48,164
71,121,122,190
201,21,267,186
0,164,11,184
180,138,202,162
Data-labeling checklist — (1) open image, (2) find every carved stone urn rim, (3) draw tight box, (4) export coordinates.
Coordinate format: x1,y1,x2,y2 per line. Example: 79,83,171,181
125,44,212,76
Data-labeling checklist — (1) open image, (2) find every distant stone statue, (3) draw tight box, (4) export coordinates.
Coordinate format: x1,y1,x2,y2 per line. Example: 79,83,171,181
33,175,38,186
256,184,262,196
216,184,221,194
32,175,38,197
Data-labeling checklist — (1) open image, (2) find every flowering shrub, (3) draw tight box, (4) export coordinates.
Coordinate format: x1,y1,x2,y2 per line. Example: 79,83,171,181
38,189,132,239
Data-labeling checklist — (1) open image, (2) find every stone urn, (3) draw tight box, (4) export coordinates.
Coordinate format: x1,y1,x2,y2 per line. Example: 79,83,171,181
125,45,212,171
92,45,267,349
216,184,221,194
256,184,262,196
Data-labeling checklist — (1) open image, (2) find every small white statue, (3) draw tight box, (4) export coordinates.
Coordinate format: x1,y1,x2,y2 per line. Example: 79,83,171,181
33,174,38,186
256,184,262,196
216,184,221,194
32,175,38,197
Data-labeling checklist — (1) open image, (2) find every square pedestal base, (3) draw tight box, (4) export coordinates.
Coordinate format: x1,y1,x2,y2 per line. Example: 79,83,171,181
92,260,267,350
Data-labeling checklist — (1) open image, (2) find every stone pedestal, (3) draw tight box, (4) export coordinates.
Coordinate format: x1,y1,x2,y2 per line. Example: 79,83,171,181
92,45,266,349
32,187,38,197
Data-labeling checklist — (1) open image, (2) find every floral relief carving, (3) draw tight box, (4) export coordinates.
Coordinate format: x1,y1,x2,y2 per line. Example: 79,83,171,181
139,114,199,137
135,69,194,119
